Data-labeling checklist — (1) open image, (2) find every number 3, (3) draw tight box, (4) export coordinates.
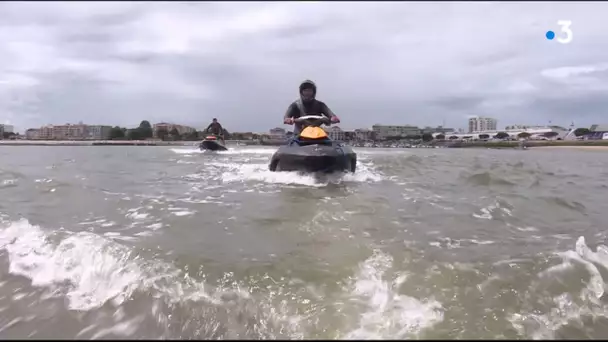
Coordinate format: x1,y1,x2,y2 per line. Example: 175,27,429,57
557,20,572,44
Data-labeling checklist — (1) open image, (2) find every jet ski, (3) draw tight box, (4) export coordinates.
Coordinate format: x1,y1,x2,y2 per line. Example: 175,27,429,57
269,115,356,173
199,135,227,151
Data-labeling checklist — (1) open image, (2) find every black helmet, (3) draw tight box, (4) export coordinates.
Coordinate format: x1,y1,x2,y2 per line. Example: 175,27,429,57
299,80,316,96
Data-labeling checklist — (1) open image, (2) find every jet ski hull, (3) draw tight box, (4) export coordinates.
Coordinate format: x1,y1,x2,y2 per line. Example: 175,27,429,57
269,142,356,173
199,139,227,151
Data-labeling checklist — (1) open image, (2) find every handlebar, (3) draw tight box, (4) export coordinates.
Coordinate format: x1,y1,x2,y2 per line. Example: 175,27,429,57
285,115,340,127
294,115,330,124
295,115,327,121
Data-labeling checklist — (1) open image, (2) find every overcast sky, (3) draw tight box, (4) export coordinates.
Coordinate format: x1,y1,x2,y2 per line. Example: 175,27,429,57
1,1,608,133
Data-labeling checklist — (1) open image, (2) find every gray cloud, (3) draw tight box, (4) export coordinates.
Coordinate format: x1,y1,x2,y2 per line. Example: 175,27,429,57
1,1,608,132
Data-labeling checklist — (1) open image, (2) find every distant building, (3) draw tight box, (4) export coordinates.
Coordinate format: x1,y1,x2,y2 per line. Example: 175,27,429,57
269,127,286,140
505,124,550,131
468,116,497,133
153,123,172,136
326,126,346,141
239,132,255,140
421,126,455,134
0,124,14,134
38,125,54,139
25,128,40,140
87,125,113,140
24,123,113,140
176,124,196,135
590,124,608,132
34,123,88,140
153,122,197,137
586,124,608,140
371,124,421,139
446,125,570,140
354,128,374,141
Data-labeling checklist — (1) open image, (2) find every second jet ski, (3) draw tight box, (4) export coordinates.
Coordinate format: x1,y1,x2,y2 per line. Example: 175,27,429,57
199,135,227,151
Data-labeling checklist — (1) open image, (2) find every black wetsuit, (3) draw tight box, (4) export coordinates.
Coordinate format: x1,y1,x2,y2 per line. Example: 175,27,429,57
206,122,223,136
284,99,337,135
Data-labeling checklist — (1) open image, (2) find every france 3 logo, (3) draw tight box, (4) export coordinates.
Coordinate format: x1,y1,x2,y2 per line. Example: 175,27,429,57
545,20,572,44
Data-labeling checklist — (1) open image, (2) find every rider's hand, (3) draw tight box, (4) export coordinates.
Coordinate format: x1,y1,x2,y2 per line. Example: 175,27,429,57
330,115,340,123
284,117,294,125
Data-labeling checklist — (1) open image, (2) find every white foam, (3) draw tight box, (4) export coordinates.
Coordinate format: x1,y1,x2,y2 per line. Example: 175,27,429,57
126,208,149,221
1,179,17,187
169,148,204,154
169,147,275,155
0,219,142,311
171,211,195,217
0,215,448,339
508,236,608,339
78,219,108,225
342,251,444,339
147,223,163,230
472,201,512,220
219,161,383,187
171,145,384,187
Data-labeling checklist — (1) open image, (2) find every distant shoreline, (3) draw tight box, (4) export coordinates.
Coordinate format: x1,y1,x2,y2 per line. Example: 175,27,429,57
531,145,608,151
443,140,608,149
2,139,608,150
0,140,195,146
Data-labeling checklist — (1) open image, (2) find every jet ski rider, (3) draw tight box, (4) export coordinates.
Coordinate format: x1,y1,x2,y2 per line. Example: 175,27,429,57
206,118,225,142
283,80,340,135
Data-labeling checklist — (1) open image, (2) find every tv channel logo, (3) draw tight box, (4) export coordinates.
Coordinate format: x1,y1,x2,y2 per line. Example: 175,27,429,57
546,20,572,44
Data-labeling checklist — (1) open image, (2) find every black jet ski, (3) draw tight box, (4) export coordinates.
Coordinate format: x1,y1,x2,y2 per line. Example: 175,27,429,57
269,115,356,173
199,135,227,151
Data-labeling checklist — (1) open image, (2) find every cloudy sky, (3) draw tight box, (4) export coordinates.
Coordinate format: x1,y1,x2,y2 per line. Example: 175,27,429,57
1,1,608,133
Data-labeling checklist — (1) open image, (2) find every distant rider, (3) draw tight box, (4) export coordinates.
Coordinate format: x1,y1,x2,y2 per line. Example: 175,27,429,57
283,80,340,135
206,118,224,141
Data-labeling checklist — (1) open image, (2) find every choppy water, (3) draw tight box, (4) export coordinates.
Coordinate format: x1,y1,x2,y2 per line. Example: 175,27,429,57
1,145,608,339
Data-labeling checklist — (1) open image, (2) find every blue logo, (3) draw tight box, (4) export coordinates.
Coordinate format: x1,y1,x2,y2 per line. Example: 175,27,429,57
546,20,572,44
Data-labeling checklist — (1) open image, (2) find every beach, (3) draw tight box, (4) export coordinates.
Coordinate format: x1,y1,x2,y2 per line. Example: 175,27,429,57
0,140,195,146
531,145,608,150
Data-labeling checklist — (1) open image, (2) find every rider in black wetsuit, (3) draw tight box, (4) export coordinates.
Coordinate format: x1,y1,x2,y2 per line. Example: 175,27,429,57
206,118,224,141
283,80,340,135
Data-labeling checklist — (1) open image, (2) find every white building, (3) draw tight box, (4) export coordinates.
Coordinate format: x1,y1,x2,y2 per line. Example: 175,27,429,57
325,126,346,141
371,124,421,139
34,123,88,140
25,128,40,140
468,116,497,133
153,123,197,137
442,125,570,140
269,127,286,140
354,128,373,141
505,124,547,130
0,124,14,133
25,123,110,140
590,124,608,132
87,125,113,140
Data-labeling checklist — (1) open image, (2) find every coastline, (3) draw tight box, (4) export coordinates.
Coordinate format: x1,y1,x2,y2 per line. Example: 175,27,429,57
445,140,608,149
2,139,608,150
0,140,198,146
530,145,608,150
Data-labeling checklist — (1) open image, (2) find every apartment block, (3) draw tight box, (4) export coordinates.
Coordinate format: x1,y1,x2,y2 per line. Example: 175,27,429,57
468,116,497,133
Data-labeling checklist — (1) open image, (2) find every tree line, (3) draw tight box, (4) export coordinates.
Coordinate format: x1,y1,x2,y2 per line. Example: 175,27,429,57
103,122,594,142
108,121,230,141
